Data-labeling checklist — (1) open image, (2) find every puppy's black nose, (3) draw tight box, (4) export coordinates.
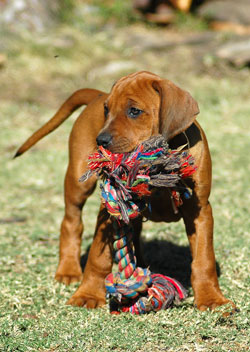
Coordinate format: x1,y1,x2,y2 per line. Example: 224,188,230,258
96,132,112,148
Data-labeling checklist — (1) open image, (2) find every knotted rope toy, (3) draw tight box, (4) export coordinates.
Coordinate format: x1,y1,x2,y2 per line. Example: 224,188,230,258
80,135,197,314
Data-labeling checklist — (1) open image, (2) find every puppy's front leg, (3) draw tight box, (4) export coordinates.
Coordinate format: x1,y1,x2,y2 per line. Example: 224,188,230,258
67,206,113,308
183,201,233,310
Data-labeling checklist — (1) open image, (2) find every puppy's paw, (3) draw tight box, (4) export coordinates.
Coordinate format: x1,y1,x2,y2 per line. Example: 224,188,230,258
55,260,83,285
67,291,106,309
55,273,83,285
196,298,238,316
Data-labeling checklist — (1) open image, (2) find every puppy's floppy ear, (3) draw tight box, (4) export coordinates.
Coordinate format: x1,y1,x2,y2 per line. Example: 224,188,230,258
153,79,199,141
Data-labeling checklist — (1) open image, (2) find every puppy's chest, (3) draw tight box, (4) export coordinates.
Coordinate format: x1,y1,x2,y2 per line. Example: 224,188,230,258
143,189,182,223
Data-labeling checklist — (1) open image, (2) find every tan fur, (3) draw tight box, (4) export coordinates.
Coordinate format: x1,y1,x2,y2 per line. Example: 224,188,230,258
16,71,234,311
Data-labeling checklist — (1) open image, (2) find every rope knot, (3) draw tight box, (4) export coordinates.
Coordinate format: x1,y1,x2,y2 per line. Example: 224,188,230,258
80,136,196,314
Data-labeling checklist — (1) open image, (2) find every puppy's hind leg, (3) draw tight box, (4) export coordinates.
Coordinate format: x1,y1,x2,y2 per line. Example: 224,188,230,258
55,166,97,285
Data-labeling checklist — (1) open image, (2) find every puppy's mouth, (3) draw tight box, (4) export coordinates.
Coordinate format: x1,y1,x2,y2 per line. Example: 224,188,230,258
104,138,137,154
107,145,135,154
106,134,164,154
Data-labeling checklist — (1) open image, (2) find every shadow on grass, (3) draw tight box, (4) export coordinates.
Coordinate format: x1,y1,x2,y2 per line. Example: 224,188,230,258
142,240,192,288
80,239,221,290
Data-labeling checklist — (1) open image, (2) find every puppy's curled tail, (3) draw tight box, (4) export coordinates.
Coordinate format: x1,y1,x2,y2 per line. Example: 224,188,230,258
14,88,103,157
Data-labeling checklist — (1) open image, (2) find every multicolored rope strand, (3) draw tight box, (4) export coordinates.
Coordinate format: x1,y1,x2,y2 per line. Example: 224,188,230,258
80,135,196,314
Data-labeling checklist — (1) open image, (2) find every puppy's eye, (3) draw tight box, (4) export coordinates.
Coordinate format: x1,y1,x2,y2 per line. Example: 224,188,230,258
104,105,109,118
127,107,143,118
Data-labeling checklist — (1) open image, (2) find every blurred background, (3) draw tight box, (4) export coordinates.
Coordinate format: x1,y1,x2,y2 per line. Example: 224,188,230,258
1,0,250,110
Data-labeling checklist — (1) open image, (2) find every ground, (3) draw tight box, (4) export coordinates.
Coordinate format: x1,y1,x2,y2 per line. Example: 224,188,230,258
0,6,250,352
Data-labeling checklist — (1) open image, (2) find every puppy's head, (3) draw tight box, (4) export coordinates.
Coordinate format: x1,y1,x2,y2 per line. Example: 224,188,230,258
96,71,199,152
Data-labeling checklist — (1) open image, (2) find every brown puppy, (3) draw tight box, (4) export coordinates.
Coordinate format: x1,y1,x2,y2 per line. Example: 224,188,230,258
16,71,232,311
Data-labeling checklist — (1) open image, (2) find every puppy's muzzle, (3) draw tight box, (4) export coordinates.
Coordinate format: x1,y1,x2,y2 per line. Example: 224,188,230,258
96,132,112,148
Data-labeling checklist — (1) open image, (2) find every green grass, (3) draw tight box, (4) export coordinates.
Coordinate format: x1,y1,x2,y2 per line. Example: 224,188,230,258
1,8,250,351
92,0,140,25
173,11,209,31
